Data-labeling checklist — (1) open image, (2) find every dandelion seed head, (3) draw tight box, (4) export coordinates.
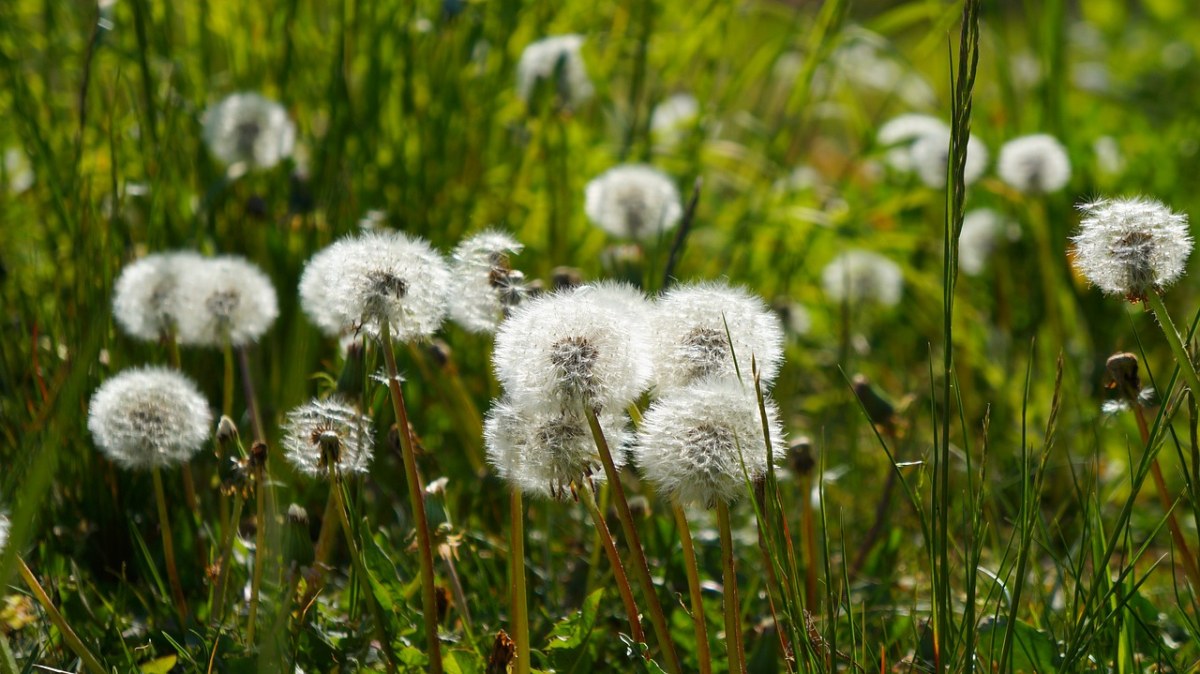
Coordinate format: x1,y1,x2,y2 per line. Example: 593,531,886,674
1072,196,1192,299
997,134,1071,194
633,379,784,507
877,114,948,172
909,130,989,188
202,92,296,171
176,256,279,347
281,398,375,478
88,367,213,470
493,286,652,412
448,230,526,333
584,165,683,241
516,35,593,106
484,399,630,499
958,209,1010,276
821,250,904,307
650,93,699,141
113,251,205,342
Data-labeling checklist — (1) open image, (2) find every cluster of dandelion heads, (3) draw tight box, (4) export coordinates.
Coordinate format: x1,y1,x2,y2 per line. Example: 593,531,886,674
997,134,1071,194
493,285,652,412
821,249,904,307
202,92,296,172
299,230,450,341
650,282,784,393
516,35,593,107
447,230,526,333
877,114,987,187
113,251,204,341
484,399,631,499
633,379,784,507
959,209,1016,276
88,367,213,470
281,398,375,479
176,256,279,347
584,165,683,241
1072,196,1192,299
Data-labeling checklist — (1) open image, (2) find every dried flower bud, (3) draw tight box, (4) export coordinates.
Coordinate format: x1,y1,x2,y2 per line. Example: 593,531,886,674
788,437,815,476
552,266,583,289
486,631,516,674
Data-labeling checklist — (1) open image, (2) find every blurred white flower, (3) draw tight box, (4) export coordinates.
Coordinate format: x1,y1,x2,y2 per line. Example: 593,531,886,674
832,32,934,107
958,209,1010,276
1093,136,1124,176
650,281,784,393
633,378,784,507
492,285,652,412
777,301,811,337
650,93,699,142
113,251,204,342
176,256,279,347
877,114,949,172
516,35,593,106
821,250,904,307
88,367,213,470
997,134,1071,194
0,512,8,552
484,398,630,499
584,164,682,241
202,92,296,171
298,231,450,341
909,130,989,189
282,398,375,479
447,230,525,333
1072,197,1192,299
4,148,33,194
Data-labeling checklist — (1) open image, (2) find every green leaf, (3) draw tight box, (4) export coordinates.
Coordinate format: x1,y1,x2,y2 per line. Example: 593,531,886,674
139,655,177,674
444,649,485,674
977,617,1060,674
544,588,603,652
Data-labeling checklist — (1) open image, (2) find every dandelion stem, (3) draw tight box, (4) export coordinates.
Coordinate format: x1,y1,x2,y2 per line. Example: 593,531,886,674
584,405,682,673
237,345,265,442
671,503,712,674
246,467,267,645
1146,291,1200,398
152,465,189,620
222,339,235,419
17,556,107,674
578,480,645,646
210,494,245,627
716,500,746,674
510,488,531,674
380,319,443,674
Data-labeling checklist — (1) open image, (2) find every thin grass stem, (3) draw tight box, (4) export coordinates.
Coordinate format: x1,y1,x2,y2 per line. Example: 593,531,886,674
17,557,107,674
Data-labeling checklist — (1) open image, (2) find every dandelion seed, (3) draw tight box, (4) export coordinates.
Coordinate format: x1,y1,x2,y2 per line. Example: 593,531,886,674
908,130,989,189
447,230,526,333
1072,196,1192,300
516,35,593,106
202,93,296,172
299,230,450,341
650,282,784,393
88,367,213,470
281,398,375,478
176,256,279,347
112,251,205,342
997,134,1071,194
584,165,683,241
821,250,904,307
632,379,784,507
4,148,33,194
484,399,631,499
492,285,652,412
958,209,1011,276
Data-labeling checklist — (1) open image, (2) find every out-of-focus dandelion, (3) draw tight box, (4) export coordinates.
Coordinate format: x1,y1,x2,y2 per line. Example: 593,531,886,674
775,300,812,337
88,367,212,470
112,251,204,342
281,398,375,478
650,281,784,393
650,93,699,142
909,130,989,188
516,35,593,106
4,147,33,194
447,230,526,333
958,209,1013,276
877,113,948,172
997,134,1071,194
1072,197,1191,300
821,250,904,307
0,511,8,551
584,165,683,241
202,92,296,172
175,256,279,348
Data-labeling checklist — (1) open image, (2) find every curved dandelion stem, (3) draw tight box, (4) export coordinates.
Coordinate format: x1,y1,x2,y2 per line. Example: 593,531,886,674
578,480,645,646
716,501,746,674
671,503,712,674
380,319,443,674
17,557,107,674
509,489,531,674
1145,292,1200,397
151,465,189,620
584,405,682,673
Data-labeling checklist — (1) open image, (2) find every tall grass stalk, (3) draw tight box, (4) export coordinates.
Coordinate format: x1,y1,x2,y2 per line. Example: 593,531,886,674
16,557,107,674
671,504,712,674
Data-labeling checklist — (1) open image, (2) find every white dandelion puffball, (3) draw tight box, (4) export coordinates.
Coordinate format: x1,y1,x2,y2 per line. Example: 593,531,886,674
298,230,450,341
584,165,683,241
516,34,594,106
485,399,630,499
447,230,525,333
822,250,904,307
175,256,279,347
88,367,213,470
651,93,699,140
492,285,653,412
877,114,949,172
997,134,1071,194
908,130,989,189
958,209,1009,276
650,282,785,393
113,251,205,341
202,92,296,170
281,398,375,478
633,379,784,507
5,148,33,194
1072,197,1192,299
587,280,655,325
